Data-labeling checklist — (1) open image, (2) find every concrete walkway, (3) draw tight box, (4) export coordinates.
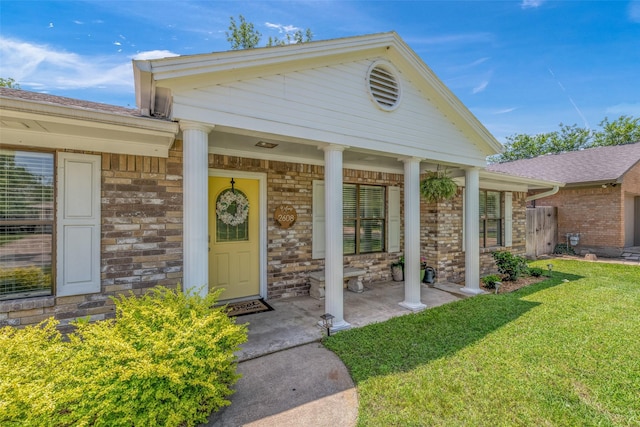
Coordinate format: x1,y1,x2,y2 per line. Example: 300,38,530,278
205,281,463,426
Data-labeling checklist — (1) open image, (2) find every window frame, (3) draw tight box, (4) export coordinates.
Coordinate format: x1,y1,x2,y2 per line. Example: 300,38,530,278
479,189,503,248
343,183,386,255
0,147,56,300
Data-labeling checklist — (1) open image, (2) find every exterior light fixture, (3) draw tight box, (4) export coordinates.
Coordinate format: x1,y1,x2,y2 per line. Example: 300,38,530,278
255,141,278,149
320,313,335,336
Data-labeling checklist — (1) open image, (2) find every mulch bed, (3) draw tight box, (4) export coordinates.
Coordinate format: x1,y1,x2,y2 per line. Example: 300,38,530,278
480,275,547,294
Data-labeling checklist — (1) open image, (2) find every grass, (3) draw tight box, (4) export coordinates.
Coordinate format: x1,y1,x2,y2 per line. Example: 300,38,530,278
323,260,640,426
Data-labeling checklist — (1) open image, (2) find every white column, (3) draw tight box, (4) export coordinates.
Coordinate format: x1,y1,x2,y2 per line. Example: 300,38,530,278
181,121,213,298
400,157,426,311
462,167,482,294
322,144,351,332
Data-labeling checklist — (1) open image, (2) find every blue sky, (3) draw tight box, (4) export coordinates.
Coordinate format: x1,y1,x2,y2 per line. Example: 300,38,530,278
1,0,639,142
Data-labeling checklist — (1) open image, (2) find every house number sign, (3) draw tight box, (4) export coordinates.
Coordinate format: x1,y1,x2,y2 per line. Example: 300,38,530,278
274,204,297,229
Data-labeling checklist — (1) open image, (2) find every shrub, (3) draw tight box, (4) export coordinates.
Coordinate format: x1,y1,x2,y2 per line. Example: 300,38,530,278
481,274,502,289
553,243,576,255
492,251,529,281
0,287,247,427
528,267,544,277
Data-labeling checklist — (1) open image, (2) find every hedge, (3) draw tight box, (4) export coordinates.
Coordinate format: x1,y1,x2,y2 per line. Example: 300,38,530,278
0,287,247,426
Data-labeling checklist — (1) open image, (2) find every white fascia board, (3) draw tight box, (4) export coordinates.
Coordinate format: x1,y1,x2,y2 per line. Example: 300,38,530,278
453,170,564,191
387,43,503,156
1,98,178,135
1,127,171,157
140,33,398,82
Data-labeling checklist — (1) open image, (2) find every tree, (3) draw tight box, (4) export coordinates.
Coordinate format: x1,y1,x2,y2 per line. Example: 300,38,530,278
592,116,640,147
0,77,20,89
226,15,261,50
491,115,640,163
226,15,312,50
267,28,313,47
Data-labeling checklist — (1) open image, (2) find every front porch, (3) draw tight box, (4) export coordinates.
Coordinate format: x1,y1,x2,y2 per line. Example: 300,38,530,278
232,280,465,361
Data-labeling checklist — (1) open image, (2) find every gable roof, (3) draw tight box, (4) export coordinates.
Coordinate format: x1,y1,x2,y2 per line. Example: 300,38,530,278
0,87,141,117
486,142,640,185
133,32,503,161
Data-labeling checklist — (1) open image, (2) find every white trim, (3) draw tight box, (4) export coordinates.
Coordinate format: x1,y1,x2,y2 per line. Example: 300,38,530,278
504,192,513,247
209,169,268,299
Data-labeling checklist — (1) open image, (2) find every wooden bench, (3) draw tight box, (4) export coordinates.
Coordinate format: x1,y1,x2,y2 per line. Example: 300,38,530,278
308,267,366,300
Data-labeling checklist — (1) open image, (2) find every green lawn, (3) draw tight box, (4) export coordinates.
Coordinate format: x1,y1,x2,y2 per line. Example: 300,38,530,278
323,260,640,426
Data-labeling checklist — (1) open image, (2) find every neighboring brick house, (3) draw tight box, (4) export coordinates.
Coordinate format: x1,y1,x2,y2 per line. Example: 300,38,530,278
488,143,640,257
1,32,556,330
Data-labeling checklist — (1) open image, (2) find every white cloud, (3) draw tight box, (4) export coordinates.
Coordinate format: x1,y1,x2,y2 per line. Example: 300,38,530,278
265,22,300,34
132,50,180,60
472,80,489,94
605,102,640,116
48,22,54,28
0,37,145,91
493,107,517,114
521,0,545,9
74,20,84,25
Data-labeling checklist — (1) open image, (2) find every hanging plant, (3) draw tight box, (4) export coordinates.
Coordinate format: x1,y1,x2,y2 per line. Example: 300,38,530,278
420,167,458,203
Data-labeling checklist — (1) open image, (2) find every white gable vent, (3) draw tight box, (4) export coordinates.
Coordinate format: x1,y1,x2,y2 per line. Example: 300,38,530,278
367,61,401,111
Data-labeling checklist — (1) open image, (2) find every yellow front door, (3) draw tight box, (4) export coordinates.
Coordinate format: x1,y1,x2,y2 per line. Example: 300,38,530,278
209,176,260,301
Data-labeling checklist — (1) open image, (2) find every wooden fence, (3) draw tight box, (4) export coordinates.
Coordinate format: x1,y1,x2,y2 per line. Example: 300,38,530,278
526,206,557,259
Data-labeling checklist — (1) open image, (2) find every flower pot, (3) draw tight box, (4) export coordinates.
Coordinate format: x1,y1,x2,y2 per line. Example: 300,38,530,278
391,265,403,281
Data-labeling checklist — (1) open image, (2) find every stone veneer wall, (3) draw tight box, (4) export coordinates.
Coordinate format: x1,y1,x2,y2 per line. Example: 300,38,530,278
0,143,184,329
211,155,404,299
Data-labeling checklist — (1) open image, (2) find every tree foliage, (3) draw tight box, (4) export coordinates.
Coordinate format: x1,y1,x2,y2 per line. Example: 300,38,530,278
226,15,312,50
491,115,640,163
0,77,20,89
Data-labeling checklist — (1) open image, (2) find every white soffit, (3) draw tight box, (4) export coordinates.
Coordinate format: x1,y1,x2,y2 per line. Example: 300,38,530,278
1,98,178,157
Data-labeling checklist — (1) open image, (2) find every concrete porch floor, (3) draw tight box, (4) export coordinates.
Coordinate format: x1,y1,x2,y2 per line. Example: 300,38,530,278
232,280,464,361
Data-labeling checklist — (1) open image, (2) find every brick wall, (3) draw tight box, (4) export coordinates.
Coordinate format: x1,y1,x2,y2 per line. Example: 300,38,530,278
211,154,405,299
1,142,183,329
423,190,528,283
534,186,624,254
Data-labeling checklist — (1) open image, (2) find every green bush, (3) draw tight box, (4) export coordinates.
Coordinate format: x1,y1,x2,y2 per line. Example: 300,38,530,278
491,251,529,281
553,243,576,255
528,267,544,277
481,274,502,289
0,287,247,427
0,266,51,291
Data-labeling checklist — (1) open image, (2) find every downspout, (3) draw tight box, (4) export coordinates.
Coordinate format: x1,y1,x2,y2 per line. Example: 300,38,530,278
526,186,560,202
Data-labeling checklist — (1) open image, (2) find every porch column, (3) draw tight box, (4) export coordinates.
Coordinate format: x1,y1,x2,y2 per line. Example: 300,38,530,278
462,167,482,294
180,121,213,298
400,157,426,311
323,144,351,332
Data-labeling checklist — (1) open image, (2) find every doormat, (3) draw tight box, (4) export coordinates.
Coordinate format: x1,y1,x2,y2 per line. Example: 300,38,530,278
225,299,274,317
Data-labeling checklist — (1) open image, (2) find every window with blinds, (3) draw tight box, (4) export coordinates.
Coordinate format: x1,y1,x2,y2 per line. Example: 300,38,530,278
343,184,385,255
0,149,54,300
480,190,502,248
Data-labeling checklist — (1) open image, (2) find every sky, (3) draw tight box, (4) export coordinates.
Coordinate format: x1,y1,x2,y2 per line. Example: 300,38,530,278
1,0,639,143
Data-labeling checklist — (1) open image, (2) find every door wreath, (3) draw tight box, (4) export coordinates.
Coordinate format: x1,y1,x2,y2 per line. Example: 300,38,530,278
216,190,249,226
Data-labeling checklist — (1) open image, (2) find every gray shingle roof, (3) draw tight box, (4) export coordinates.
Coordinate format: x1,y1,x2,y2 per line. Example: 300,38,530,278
487,142,640,185
0,87,141,117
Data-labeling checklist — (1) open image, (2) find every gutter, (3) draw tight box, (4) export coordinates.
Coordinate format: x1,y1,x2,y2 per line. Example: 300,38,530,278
526,186,560,202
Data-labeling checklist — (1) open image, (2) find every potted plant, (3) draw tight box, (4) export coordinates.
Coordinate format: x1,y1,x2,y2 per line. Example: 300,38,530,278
420,167,458,203
391,256,404,281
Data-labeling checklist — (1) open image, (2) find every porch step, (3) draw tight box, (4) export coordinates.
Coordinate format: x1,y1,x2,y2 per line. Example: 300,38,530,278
431,282,480,298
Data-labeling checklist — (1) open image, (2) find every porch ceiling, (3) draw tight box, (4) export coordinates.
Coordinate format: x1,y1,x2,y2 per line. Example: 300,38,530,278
205,126,467,175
